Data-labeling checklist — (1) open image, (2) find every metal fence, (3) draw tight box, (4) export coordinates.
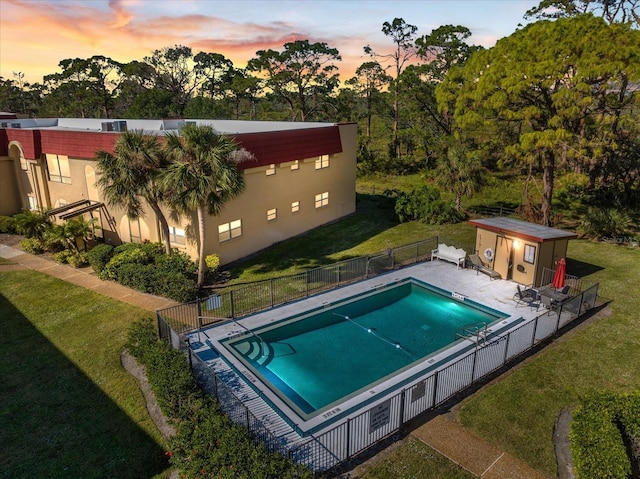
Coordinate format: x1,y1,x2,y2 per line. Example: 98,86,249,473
158,280,600,473
157,237,441,336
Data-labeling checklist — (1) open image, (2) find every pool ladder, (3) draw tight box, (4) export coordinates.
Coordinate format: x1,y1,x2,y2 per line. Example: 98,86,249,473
455,322,488,348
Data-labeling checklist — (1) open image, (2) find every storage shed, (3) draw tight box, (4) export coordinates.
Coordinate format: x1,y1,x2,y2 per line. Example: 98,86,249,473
468,217,577,287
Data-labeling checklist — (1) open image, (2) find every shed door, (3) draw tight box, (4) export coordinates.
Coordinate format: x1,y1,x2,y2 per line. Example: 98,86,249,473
494,236,513,280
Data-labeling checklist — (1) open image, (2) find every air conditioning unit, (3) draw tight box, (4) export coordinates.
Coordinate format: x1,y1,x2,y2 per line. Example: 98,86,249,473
0,122,8,128
178,121,197,133
101,122,114,132
10,122,21,128
112,120,127,132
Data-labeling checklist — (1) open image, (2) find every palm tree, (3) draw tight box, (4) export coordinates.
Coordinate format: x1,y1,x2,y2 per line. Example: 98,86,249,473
96,130,173,254
435,142,485,211
14,209,51,241
161,124,253,288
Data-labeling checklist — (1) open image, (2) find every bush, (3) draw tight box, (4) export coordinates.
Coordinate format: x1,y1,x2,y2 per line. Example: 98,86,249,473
393,186,464,224
580,207,632,238
0,216,16,233
87,243,114,274
53,250,73,264
205,254,220,273
13,210,51,240
125,318,312,479
154,272,198,302
100,247,150,281
19,237,44,254
67,251,88,268
571,391,640,479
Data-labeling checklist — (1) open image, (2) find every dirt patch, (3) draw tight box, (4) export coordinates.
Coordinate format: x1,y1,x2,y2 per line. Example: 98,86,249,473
0,233,24,247
555,407,575,479
120,350,176,440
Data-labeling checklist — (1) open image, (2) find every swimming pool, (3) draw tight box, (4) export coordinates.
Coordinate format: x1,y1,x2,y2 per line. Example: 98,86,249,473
220,278,509,427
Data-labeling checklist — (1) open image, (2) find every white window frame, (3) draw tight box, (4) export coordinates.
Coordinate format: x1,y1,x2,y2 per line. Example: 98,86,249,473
218,219,242,243
290,160,299,171
266,164,276,176
46,154,71,184
315,191,329,209
291,201,300,213
169,226,186,246
315,155,329,170
267,208,277,221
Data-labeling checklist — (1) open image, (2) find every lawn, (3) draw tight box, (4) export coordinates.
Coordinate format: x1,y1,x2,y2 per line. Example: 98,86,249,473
0,269,170,479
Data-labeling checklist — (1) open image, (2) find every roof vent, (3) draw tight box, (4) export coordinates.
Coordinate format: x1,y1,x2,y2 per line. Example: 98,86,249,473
178,121,197,133
112,120,127,132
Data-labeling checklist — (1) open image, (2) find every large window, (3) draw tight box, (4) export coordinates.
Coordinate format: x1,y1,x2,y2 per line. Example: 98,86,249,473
169,226,186,245
46,154,71,184
218,219,242,243
315,191,329,208
315,155,329,170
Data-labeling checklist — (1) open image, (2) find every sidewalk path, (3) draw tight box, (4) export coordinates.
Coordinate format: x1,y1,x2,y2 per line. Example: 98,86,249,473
0,245,179,312
412,414,550,479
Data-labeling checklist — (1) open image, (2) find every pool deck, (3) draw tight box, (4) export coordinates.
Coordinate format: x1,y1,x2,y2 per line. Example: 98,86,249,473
188,260,554,471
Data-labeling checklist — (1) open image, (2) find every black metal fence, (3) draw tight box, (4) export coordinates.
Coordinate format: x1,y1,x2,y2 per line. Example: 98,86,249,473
158,279,601,473
157,237,443,337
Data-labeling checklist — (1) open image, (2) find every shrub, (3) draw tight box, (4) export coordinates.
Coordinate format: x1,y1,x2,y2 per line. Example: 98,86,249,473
53,250,73,264
125,318,312,479
205,253,220,273
13,210,51,240
19,237,43,254
393,185,464,225
100,247,150,280
0,215,16,233
154,272,198,302
67,251,88,268
87,243,114,274
580,207,632,238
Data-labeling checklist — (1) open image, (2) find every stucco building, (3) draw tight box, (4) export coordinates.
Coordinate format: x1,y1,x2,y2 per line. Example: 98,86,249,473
0,118,357,265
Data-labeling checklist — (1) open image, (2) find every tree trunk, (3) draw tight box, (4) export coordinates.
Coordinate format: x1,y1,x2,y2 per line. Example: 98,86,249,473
196,204,207,289
149,201,172,256
542,151,555,227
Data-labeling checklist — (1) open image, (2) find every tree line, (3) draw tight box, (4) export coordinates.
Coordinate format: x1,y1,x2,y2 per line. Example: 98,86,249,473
2,0,639,227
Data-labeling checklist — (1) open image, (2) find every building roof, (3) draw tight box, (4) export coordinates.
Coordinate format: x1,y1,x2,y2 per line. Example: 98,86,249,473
0,118,349,167
468,217,577,243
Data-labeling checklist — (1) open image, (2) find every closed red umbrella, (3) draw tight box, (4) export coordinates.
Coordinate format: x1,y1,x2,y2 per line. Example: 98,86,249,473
552,258,566,289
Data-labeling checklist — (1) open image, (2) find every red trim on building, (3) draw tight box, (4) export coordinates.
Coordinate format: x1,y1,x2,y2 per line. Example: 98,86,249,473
4,129,41,158
39,130,117,158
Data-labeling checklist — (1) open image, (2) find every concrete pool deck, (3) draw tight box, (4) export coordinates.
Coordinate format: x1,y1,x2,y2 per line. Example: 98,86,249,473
1,243,552,478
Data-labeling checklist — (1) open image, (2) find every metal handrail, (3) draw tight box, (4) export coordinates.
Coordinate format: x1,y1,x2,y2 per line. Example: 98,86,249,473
199,315,266,358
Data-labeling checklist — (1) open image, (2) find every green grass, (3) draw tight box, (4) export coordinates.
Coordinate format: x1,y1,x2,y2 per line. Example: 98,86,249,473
0,270,169,479
352,437,475,479
458,240,640,477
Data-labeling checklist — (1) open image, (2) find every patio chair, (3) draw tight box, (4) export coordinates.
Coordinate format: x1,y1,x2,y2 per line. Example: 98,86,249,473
468,254,501,280
513,284,539,309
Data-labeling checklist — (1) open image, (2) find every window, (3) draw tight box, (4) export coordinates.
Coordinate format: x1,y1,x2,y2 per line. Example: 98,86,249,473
315,191,329,208
46,154,71,184
169,226,186,245
218,219,242,243
27,195,38,210
291,201,300,213
266,164,275,176
129,218,142,243
290,160,299,171
315,155,329,170
523,244,536,264
267,208,277,221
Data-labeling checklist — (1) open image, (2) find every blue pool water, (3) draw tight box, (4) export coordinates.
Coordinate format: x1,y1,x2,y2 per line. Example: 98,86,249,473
223,279,507,419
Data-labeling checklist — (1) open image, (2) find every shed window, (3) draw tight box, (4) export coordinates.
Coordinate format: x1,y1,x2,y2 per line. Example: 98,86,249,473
523,244,536,264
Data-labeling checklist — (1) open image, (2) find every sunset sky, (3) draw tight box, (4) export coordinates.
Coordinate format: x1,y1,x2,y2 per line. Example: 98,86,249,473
0,0,532,85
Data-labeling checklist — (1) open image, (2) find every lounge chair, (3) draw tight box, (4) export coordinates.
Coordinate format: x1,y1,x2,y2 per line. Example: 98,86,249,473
513,284,539,309
468,254,501,280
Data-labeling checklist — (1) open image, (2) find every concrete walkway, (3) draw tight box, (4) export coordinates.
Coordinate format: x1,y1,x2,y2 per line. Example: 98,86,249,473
411,414,550,478
1,243,551,478
0,244,179,312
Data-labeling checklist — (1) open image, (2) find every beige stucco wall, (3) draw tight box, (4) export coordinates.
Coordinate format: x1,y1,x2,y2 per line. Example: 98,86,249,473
0,156,22,215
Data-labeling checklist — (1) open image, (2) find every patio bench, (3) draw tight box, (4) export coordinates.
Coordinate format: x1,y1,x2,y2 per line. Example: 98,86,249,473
431,244,467,269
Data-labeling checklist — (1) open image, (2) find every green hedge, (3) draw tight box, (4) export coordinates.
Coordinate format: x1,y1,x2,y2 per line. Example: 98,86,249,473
571,391,640,479
126,318,312,479
87,243,114,274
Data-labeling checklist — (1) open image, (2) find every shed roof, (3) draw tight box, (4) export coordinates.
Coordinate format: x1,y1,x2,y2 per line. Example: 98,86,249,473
468,217,577,243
